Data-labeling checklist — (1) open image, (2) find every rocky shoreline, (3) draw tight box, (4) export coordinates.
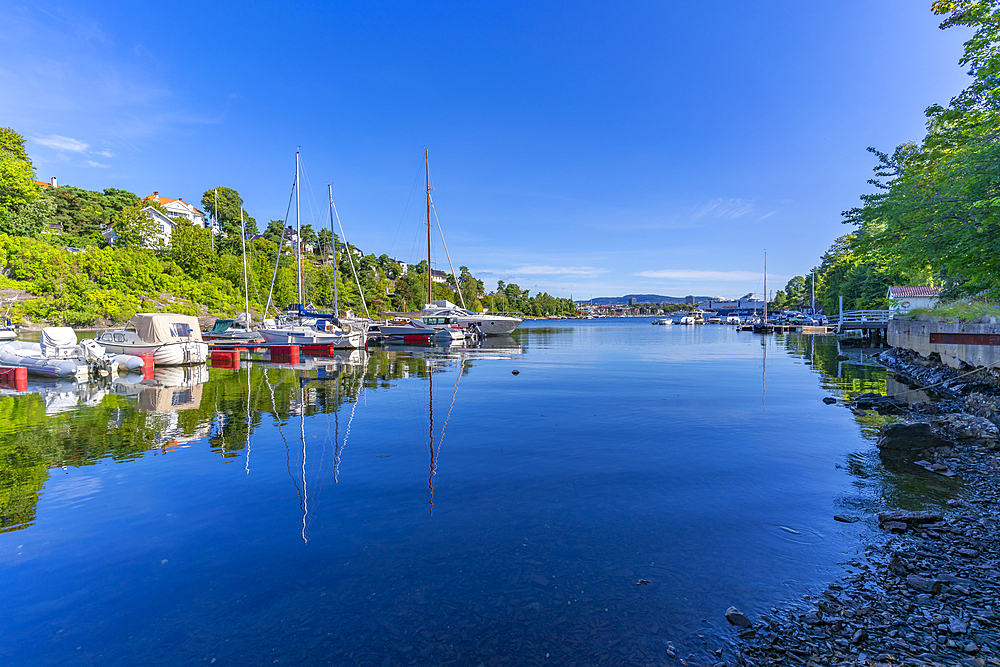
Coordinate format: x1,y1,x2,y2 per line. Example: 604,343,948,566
732,348,1000,667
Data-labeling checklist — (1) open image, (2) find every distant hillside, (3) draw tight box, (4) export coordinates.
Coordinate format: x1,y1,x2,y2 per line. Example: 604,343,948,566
578,294,715,306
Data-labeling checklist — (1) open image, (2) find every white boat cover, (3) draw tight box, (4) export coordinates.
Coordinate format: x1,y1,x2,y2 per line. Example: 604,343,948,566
41,327,77,356
130,313,204,344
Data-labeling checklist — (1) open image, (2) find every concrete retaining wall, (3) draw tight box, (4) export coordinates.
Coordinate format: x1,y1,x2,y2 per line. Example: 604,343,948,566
888,317,1000,369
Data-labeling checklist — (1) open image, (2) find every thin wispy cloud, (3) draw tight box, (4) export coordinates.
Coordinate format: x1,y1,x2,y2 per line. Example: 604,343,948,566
85,160,110,168
34,135,89,152
636,269,767,281
511,265,609,277
95,149,115,157
694,198,754,220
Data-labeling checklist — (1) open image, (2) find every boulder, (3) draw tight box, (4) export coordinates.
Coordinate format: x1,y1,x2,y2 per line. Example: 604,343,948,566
725,606,752,628
877,422,952,455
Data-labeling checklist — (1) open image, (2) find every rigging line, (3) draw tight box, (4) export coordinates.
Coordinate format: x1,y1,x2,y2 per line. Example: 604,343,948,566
337,385,361,484
389,169,422,259
265,182,296,317
300,383,308,544
333,373,341,483
264,367,304,505
437,358,466,458
313,374,332,498
244,364,253,475
430,197,466,309
298,157,325,244
331,197,371,318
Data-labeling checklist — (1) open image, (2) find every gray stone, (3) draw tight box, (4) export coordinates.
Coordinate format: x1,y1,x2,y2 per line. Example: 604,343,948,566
950,618,968,634
835,514,861,523
906,575,943,594
877,422,953,455
725,606,752,628
878,510,944,524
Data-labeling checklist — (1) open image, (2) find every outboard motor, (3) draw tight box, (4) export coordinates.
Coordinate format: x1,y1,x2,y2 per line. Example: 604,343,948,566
79,338,116,377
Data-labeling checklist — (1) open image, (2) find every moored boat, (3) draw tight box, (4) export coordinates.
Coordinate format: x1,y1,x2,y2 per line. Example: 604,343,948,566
0,327,145,378
97,313,208,365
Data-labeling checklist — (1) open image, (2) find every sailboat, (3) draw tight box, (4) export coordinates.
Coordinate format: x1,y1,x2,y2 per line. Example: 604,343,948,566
376,150,464,343
258,151,366,348
204,208,264,342
752,252,772,334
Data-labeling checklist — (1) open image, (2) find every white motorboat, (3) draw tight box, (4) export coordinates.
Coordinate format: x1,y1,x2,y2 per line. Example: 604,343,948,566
653,318,673,325
375,318,461,343
203,314,264,343
96,313,209,366
0,327,145,378
418,301,522,336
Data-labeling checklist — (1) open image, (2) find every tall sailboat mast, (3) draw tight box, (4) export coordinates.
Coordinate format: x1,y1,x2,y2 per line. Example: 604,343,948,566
763,251,768,322
425,149,432,307
240,206,250,326
328,184,339,318
296,150,303,312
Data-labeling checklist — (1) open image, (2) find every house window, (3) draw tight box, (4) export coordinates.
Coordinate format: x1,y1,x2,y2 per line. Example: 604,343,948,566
159,224,165,232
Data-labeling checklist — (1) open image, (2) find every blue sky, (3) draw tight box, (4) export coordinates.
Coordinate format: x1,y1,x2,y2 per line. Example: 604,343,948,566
0,1,972,299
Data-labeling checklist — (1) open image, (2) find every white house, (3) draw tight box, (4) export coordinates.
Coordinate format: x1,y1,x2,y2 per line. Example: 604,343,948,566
393,258,408,276
104,206,175,248
145,192,207,227
282,226,313,254
430,268,448,284
887,286,941,313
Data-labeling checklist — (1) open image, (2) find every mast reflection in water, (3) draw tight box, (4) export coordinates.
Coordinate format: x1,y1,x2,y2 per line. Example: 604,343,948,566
1,323,941,666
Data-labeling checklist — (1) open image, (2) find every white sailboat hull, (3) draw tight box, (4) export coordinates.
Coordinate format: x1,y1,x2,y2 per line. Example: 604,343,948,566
258,327,365,348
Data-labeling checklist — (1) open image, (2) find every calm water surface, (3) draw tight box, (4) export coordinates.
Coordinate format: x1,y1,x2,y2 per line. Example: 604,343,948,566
0,320,953,665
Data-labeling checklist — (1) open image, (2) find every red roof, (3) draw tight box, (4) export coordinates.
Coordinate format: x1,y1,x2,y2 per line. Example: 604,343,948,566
887,286,941,298
144,194,205,216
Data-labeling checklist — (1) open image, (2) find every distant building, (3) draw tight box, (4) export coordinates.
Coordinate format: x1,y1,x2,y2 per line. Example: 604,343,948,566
104,206,175,248
685,295,696,305
33,177,58,190
430,269,448,284
628,297,637,305
887,286,940,314
144,192,207,227
393,258,408,276
281,226,313,253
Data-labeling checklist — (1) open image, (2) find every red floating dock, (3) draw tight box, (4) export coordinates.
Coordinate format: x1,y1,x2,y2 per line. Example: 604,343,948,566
210,349,241,369
300,344,336,356
270,345,300,365
0,366,28,392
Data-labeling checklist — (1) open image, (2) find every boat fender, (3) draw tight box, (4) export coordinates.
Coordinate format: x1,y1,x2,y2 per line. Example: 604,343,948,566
112,354,145,372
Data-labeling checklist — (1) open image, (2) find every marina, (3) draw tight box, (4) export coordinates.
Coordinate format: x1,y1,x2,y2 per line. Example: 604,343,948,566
0,319,916,666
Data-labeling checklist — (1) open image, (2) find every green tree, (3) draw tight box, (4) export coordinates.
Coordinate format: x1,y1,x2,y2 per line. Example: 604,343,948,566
201,187,258,246
169,219,216,279
264,219,286,244
300,224,317,251
317,228,333,254
0,197,53,238
111,206,161,249
0,127,31,166
0,154,40,210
